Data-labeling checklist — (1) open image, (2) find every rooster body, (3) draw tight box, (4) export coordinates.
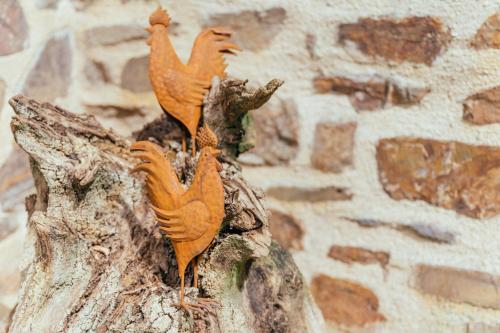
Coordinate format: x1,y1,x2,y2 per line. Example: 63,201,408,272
131,126,224,307
147,7,240,154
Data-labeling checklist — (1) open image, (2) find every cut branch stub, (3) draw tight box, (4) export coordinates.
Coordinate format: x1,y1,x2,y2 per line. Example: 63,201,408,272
203,78,283,157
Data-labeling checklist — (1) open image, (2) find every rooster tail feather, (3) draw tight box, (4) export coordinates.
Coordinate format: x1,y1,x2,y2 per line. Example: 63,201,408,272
130,141,183,208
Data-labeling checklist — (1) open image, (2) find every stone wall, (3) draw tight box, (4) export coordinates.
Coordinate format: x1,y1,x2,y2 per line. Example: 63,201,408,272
0,0,499,332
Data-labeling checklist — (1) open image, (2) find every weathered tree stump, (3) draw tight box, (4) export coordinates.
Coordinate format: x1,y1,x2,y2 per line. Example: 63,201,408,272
6,79,322,333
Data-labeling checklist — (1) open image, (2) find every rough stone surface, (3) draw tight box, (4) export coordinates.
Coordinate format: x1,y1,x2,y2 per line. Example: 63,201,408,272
120,55,152,92
471,13,500,49
328,245,389,268
0,145,34,212
463,86,500,125
377,137,500,219
311,274,385,326
269,209,304,251
84,25,148,46
311,122,356,173
22,32,72,102
267,185,352,202
0,0,29,56
314,76,430,111
240,99,299,165
338,16,451,65
414,265,500,310
207,8,286,52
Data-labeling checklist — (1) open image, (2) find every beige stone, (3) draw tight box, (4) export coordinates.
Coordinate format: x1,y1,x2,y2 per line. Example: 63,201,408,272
22,32,72,102
207,8,286,52
339,16,451,65
0,0,29,56
121,55,151,93
311,122,356,173
243,100,299,165
415,265,500,309
267,185,352,202
85,25,148,47
0,146,33,212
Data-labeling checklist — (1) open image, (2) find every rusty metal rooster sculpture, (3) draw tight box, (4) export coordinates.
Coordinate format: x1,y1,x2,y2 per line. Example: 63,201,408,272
147,6,240,155
131,124,224,310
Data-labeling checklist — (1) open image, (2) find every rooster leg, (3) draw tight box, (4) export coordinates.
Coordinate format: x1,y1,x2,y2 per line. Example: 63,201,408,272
193,256,199,289
181,133,187,153
191,135,196,156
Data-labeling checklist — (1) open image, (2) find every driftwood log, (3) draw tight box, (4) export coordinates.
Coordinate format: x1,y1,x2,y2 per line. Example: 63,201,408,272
6,79,323,333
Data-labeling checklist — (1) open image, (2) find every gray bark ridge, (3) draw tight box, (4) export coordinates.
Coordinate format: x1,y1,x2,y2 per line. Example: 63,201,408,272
7,79,323,333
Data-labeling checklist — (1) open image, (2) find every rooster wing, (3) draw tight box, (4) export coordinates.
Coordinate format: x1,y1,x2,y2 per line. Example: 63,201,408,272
187,27,241,81
151,201,210,242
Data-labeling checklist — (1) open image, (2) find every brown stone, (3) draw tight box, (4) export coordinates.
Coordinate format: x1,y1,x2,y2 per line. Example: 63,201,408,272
311,274,385,326
463,86,500,125
345,218,456,244
311,122,356,173
85,25,148,47
338,17,450,65
314,76,429,111
242,100,299,165
269,210,304,251
471,13,500,49
415,265,500,309
207,8,286,52
267,186,352,202
328,246,389,267
0,146,34,212
22,32,72,102
120,55,151,92
468,323,500,333
377,137,500,219
0,0,29,56
84,59,110,84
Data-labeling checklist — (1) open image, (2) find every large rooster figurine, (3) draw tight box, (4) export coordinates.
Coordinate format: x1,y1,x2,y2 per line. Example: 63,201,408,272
147,6,240,155
130,124,225,310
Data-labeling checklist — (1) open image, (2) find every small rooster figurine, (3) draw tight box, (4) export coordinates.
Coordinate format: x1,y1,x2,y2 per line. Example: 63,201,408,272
147,6,240,155
131,124,224,311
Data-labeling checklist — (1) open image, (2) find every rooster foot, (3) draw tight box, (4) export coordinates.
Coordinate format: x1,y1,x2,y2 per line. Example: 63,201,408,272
175,298,220,316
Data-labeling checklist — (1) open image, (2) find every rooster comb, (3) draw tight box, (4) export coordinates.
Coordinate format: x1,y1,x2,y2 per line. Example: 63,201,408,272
197,123,218,149
149,6,171,27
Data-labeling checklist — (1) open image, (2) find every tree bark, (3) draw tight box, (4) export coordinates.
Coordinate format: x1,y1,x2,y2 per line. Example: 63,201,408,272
6,79,323,333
